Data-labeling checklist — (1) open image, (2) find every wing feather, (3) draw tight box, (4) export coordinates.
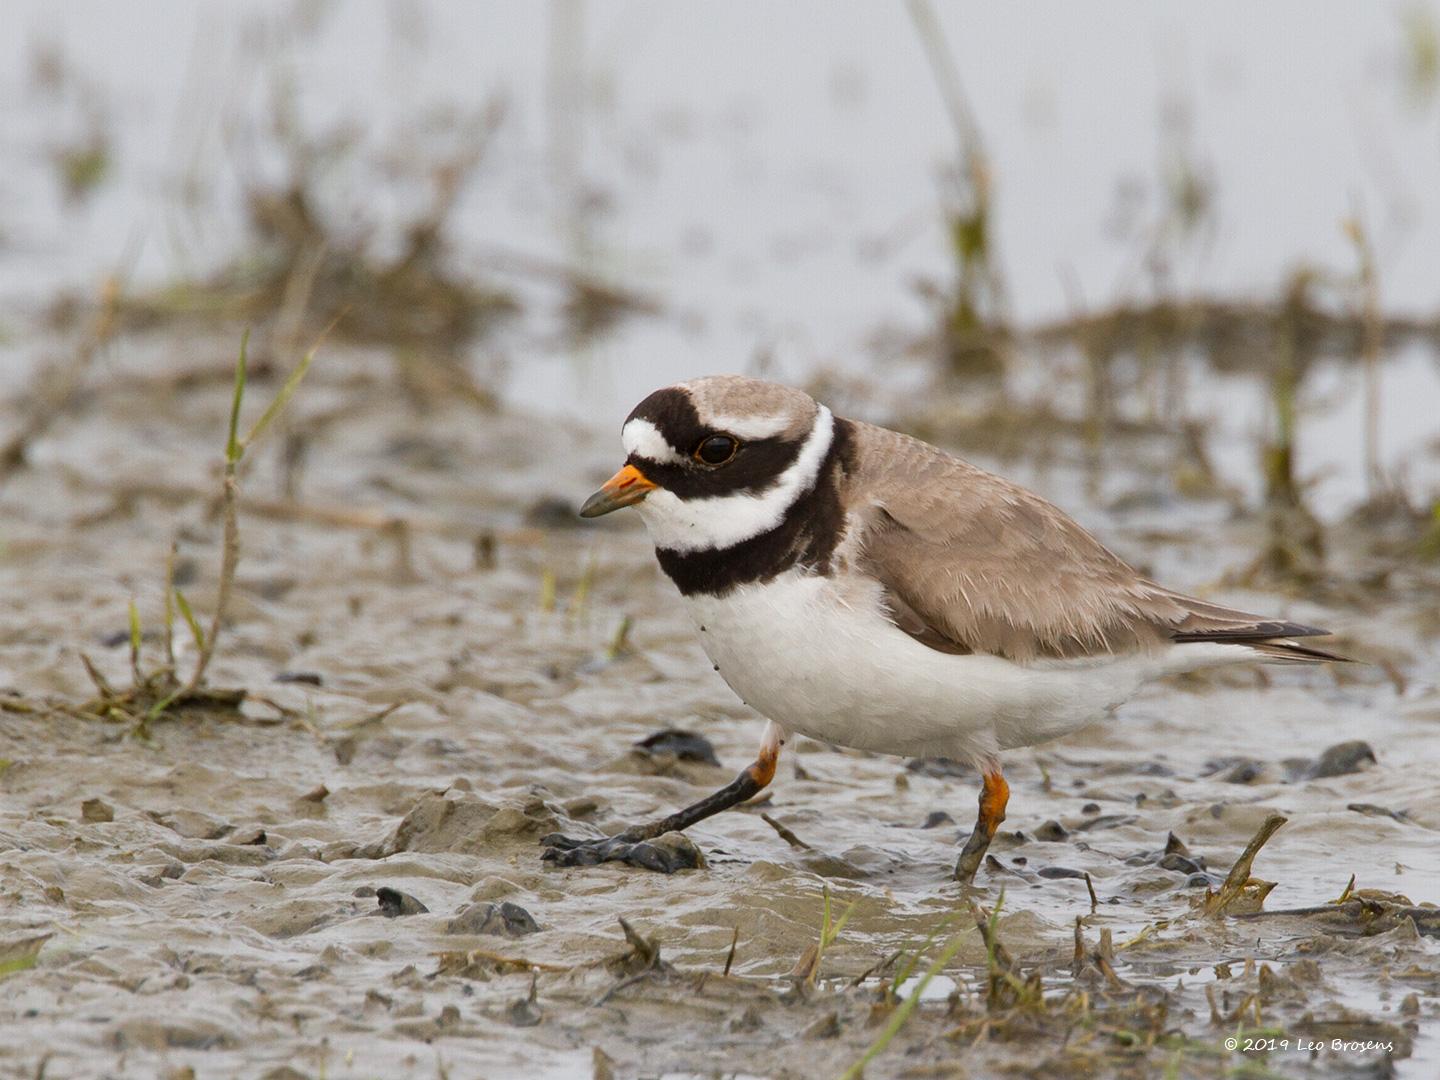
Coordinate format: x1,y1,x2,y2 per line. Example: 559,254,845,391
844,422,1341,663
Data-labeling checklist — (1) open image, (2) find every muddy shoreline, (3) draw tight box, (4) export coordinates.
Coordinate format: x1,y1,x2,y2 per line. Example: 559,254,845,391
0,338,1434,1078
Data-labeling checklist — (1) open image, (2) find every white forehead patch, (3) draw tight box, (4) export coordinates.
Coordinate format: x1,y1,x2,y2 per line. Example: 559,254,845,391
621,418,686,465
636,406,834,553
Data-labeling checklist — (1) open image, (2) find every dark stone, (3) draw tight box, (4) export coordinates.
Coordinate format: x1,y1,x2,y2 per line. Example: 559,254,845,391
275,671,323,686
375,887,429,917
633,729,721,768
1159,853,1204,875
1037,866,1086,879
1080,802,1101,815
1033,820,1069,842
1348,802,1409,823
1308,740,1376,779
1222,760,1265,784
920,811,955,829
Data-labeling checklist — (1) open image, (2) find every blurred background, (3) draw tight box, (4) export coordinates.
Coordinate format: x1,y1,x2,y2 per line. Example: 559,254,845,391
3,0,1439,525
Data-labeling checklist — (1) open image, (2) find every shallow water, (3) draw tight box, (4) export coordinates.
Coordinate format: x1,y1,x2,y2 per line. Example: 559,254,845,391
1,341,1436,1078
5,2,1440,412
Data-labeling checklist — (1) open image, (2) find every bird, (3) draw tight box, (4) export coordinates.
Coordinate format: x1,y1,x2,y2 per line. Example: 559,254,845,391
542,375,1346,883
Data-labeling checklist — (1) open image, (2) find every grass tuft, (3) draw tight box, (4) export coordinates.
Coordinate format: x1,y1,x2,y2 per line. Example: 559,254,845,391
74,329,320,725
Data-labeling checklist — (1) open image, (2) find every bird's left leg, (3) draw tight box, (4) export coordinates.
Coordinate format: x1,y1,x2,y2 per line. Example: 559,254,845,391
541,721,784,872
954,762,1008,884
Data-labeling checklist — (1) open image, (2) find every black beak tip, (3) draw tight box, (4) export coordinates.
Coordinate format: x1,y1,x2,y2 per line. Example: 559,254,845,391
578,492,610,518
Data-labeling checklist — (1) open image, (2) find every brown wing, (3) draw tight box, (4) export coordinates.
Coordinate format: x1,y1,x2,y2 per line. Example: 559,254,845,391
844,421,1337,663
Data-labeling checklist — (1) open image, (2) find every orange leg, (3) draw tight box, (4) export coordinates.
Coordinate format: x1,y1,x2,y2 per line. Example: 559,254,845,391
954,765,1009,884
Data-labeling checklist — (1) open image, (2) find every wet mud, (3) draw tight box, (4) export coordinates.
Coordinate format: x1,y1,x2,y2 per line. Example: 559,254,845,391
1,340,1438,1079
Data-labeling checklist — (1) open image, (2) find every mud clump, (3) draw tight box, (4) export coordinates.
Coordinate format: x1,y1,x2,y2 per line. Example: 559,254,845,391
386,791,562,855
446,901,540,937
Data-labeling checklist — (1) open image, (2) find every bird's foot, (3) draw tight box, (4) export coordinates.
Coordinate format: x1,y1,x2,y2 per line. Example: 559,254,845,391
540,830,702,873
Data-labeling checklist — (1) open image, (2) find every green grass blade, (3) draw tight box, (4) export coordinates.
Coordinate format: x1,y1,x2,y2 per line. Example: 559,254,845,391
826,897,859,947
892,913,960,994
127,599,142,661
226,329,249,464
841,929,969,1080
0,932,50,981
604,614,633,661
243,343,315,451
146,688,181,721
174,589,205,652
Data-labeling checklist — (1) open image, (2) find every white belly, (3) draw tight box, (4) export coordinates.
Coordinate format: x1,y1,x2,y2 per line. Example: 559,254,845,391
683,571,1172,764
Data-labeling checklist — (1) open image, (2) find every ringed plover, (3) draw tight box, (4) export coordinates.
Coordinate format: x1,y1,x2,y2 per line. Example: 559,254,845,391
544,376,1344,882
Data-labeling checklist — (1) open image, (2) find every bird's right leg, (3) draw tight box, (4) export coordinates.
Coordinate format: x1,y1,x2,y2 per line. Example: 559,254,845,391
954,763,1009,884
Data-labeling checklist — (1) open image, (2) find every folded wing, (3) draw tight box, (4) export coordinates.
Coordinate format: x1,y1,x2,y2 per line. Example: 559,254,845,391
845,421,1342,664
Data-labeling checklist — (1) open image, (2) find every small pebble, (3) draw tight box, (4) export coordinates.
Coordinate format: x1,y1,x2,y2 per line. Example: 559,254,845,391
633,729,721,767
375,887,429,917
1308,740,1376,779
1033,819,1069,842
1222,761,1264,784
1159,853,1204,875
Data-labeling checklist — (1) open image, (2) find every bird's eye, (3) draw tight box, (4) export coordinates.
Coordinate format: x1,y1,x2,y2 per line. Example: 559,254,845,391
694,434,739,465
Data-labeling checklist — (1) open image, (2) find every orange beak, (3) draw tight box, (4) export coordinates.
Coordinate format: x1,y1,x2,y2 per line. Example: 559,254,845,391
579,463,657,518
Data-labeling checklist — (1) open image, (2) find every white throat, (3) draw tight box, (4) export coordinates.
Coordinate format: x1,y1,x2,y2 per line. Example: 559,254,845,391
636,406,835,553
